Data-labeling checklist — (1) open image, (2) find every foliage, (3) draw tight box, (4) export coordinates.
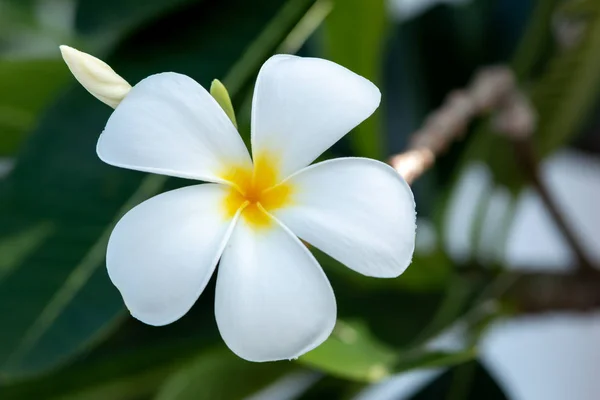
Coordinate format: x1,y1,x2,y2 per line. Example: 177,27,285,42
325,0,387,158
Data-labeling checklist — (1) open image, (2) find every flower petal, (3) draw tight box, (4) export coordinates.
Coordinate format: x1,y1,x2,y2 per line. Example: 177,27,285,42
107,184,238,326
251,55,381,180
98,73,252,183
215,215,336,362
272,158,416,278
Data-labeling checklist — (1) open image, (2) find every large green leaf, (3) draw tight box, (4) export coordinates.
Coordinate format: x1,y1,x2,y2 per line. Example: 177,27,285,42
0,284,227,399
0,60,68,155
324,0,387,158
0,0,316,379
155,348,298,400
0,337,194,399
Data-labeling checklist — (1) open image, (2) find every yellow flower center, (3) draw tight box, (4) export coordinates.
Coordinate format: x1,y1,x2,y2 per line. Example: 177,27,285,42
221,153,293,228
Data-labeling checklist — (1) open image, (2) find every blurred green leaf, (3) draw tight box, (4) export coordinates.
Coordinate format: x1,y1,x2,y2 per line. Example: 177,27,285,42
511,0,558,79
156,348,297,400
0,330,208,400
532,0,600,155
325,0,386,158
411,277,475,346
0,286,238,399
1,359,174,400
397,250,453,292
0,221,54,282
299,320,397,382
298,320,475,383
0,1,37,37
0,0,317,379
0,60,68,155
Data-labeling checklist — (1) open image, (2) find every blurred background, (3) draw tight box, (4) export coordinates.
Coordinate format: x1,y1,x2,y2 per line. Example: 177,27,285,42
1,0,600,399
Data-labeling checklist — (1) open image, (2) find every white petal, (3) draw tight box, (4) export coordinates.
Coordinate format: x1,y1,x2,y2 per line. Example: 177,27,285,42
215,216,336,362
98,73,251,183
272,158,416,278
251,55,381,180
107,184,237,326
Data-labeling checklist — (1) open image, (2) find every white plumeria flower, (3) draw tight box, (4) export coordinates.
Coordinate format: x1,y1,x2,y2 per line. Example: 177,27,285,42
62,48,417,362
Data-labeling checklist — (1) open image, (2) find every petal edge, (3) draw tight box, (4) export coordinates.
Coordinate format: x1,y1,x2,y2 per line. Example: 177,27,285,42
251,55,381,181
98,72,252,183
107,184,238,326
273,157,416,278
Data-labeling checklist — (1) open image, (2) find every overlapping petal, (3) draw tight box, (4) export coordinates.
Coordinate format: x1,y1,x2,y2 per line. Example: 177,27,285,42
251,55,381,181
215,215,336,361
97,72,252,183
107,184,238,326
272,158,416,278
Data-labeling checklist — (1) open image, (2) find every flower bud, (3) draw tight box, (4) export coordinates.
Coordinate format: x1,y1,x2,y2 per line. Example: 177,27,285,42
210,79,238,128
60,45,131,108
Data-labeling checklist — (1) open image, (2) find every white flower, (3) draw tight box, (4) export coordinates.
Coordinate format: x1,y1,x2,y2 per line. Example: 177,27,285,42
65,50,417,362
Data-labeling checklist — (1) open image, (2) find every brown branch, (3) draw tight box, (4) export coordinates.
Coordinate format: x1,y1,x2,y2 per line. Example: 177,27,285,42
389,66,519,184
458,266,600,315
388,65,595,274
511,139,595,273
506,269,600,313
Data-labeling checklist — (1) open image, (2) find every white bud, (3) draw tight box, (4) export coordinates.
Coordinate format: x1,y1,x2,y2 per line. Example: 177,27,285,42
60,45,131,108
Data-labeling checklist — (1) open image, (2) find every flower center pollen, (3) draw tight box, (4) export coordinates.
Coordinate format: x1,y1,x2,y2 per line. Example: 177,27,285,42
222,153,293,228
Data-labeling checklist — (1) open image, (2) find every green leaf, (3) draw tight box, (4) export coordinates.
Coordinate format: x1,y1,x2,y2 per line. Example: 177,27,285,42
0,59,68,155
324,0,387,158
531,1,600,155
156,348,297,400
298,320,474,383
0,0,317,379
0,331,209,400
1,358,174,400
511,0,558,79
210,79,238,128
299,320,397,382
397,250,453,292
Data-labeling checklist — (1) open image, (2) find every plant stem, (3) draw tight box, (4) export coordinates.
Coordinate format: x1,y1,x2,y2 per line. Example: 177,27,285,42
511,138,595,273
